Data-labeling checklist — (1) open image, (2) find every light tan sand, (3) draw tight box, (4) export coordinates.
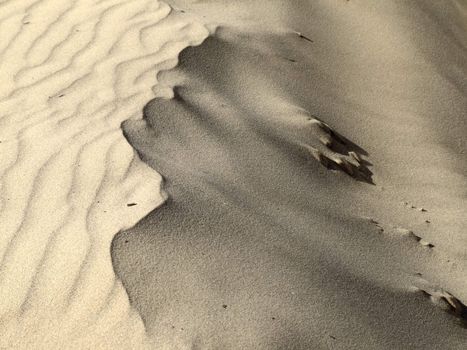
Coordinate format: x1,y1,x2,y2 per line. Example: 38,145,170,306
1,0,466,349
0,0,207,348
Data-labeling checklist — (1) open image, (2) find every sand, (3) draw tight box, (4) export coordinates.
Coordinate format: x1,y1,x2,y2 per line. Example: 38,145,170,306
1,0,466,349
0,0,207,348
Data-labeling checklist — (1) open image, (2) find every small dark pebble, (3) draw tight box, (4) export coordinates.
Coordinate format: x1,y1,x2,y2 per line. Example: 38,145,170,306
330,335,336,340
425,220,430,223
127,203,137,207
124,240,129,243
222,304,228,309
272,317,276,320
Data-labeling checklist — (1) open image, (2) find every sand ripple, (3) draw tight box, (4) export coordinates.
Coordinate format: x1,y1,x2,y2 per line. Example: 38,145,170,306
0,0,207,348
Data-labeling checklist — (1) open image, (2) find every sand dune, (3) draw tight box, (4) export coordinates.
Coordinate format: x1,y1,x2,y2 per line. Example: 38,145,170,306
1,0,466,349
113,0,467,349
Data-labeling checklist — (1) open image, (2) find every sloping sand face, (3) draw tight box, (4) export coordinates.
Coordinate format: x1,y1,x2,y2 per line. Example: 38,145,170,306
0,0,208,348
113,0,467,349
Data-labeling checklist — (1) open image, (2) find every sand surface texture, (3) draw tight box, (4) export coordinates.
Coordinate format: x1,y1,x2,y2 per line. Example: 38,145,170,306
1,0,467,349
0,0,207,348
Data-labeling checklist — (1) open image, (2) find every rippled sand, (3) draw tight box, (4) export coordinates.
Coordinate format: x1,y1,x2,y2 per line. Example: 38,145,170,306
0,0,207,348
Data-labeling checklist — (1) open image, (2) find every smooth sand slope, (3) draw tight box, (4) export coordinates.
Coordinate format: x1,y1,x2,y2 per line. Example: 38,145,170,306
0,0,207,348
112,0,467,349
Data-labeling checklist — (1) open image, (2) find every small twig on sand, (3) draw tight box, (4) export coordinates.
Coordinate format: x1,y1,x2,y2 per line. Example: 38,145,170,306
295,31,314,43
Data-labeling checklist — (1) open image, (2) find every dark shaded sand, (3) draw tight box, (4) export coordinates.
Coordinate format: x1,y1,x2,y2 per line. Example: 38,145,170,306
112,1,467,349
